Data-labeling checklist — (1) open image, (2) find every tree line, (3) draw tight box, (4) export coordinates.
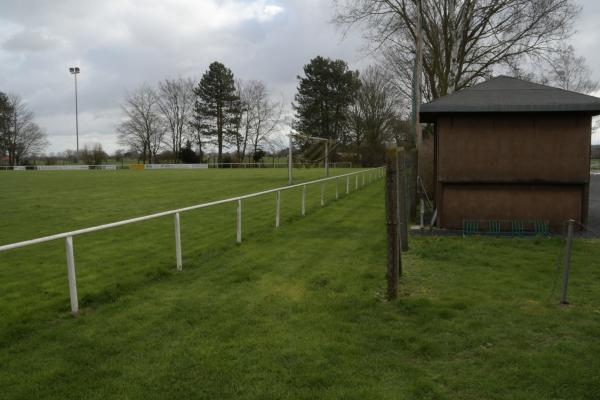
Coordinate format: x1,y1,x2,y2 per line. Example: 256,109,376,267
4,0,597,167
117,62,283,164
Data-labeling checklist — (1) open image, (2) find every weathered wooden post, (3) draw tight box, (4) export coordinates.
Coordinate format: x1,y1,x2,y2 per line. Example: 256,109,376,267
560,219,575,304
396,148,409,251
385,147,401,300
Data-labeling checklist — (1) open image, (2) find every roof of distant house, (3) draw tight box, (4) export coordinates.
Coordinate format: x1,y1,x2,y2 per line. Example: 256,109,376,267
420,76,600,121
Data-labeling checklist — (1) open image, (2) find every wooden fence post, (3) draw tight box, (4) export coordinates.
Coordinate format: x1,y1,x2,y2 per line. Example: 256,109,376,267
397,149,409,251
385,147,401,300
560,219,575,304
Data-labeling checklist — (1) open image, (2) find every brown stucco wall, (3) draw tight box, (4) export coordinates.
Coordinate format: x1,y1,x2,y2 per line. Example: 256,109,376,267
440,184,584,231
437,113,591,183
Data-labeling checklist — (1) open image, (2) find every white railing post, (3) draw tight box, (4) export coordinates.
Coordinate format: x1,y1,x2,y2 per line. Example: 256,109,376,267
302,185,306,216
335,177,339,200
321,183,325,206
236,199,242,243
65,236,78,315
174,213,182,270
355,175,358,190
276,191,281,228
362,173,365,186
346,176,350,194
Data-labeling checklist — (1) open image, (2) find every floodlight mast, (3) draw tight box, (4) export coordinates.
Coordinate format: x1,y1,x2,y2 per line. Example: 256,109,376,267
69,66,80,156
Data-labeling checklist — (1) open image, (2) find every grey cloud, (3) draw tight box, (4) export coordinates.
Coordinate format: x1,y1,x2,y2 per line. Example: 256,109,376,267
2,30,61,52
0,0,368,153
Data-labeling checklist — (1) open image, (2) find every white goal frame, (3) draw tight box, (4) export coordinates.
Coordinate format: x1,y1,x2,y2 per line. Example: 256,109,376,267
288,133,331,185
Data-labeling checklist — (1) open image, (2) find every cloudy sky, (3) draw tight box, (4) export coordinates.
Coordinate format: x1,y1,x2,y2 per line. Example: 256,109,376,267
1,0,599,153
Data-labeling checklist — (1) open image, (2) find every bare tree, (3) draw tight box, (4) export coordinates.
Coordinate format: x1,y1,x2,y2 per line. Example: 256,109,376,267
4,94,49,165
157,77,195,162
544,44,598,94
350,66,402,164
234,80,283,162
80,143,108,165
117,84,165,164
334,0,579,101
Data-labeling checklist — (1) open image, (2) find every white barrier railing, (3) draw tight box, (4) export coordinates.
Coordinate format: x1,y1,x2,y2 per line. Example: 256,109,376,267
144,163,209,169
209,162,353,169
1,165,120,171
1,162,353,171
36,165,91,171
0,167,385,315
90,165,117,170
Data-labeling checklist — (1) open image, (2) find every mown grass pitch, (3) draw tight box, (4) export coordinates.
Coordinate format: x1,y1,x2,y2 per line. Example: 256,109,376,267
1,169,600,399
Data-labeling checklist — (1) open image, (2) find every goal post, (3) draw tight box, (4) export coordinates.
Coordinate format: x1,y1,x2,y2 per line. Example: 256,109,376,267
288,134,293,185
288,132,331,185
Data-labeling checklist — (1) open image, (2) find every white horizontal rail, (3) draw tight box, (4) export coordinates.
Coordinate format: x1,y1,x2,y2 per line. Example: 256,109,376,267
0,162,354,171
0,167,384,253
144,164,208,169
209,162,352,168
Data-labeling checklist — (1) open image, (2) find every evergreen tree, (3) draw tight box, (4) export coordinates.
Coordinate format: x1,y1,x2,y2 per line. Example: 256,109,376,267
193,62,240,163
179,139,199,163
292,56,360,144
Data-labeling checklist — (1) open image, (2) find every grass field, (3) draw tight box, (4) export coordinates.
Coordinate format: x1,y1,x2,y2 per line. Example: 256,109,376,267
1,169,600,399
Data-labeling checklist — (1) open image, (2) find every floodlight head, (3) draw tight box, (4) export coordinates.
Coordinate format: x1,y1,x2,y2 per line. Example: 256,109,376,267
69,67,74,73
69,66,80,74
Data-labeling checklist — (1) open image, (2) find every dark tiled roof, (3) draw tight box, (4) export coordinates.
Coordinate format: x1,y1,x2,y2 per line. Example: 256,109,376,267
420,76,600,118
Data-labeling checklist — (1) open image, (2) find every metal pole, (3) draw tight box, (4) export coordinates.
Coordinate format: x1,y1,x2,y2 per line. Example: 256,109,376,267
325,141,329,177
335,177,339,200
355,175,358,190
174,213,182,270
560,219,575,304
301,185,306,216
320,183,325,207
236,199,242,243
420,198,425,229
346,176,350,194
74,74,79,155
275,191,281,228
288,135,293,185
362,173,365,186
65,236,78,315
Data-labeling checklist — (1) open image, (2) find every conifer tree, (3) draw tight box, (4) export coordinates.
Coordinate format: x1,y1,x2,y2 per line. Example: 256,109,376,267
193,62,240,163
292,56,360,144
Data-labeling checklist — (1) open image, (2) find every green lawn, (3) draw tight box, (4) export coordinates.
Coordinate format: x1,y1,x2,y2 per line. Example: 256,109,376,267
1,169,600,399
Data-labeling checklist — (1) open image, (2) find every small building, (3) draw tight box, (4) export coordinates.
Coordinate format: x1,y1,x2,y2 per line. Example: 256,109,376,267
420,76,600,231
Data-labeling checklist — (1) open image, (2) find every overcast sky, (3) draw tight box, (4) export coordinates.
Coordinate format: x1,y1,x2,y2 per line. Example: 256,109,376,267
1,0,599,154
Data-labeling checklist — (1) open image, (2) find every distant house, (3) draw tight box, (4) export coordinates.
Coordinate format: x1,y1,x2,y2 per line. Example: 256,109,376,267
420,76,600,231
